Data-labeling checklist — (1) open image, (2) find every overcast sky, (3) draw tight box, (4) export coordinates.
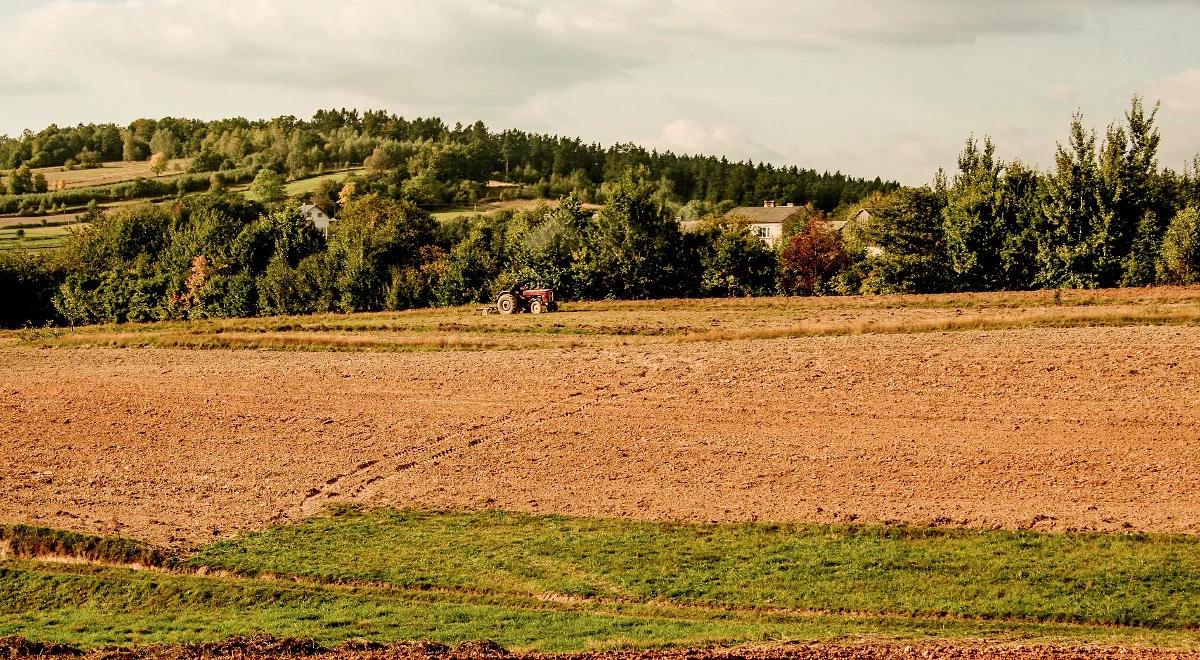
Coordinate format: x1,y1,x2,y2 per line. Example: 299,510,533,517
2,0,1199,183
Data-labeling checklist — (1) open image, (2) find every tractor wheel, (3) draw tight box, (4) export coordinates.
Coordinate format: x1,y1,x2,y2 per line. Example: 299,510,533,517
529,298,545,314
497,293,517,314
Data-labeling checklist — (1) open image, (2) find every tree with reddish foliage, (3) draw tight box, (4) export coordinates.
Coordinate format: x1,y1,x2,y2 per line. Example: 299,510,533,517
778,218,849,295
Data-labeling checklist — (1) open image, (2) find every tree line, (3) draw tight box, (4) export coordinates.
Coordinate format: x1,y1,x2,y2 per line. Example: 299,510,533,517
842,97,1200,294
1,97,1199,329
1,166,786,328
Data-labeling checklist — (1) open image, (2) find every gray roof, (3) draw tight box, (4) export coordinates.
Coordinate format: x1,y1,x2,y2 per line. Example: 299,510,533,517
722,206,806,224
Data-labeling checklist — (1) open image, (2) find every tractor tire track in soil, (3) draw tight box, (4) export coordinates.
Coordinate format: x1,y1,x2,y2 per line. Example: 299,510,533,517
3,325,1200,546
293,350,681,519
342,351,683,513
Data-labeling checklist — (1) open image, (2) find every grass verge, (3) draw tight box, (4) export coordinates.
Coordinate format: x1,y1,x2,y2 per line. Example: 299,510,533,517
7,295,1200,352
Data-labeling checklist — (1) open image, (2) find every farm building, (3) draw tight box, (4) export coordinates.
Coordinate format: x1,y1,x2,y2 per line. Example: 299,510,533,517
299,203,335,235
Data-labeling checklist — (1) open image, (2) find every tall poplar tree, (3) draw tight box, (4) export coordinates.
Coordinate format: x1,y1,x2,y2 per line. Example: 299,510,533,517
943,136,1004,290
1039,113,1104,288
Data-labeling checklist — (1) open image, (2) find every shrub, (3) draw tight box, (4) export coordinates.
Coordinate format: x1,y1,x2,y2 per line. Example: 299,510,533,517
1158,207,1200,284
257,257,314,316
0,251,62,328
697,221,778,297
779,219,849,295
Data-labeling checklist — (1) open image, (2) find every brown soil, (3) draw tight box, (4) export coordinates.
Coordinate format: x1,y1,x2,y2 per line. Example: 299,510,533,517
2,324,1200,547
3,636,1197,659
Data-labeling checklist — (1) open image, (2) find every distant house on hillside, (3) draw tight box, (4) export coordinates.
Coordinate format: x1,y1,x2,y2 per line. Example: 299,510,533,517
300,203,335,236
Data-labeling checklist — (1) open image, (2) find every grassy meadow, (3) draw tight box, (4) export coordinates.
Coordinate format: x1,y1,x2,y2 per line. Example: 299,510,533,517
430,198,602,222
0,224,74,251
237,168,364,202
3,509,1200,651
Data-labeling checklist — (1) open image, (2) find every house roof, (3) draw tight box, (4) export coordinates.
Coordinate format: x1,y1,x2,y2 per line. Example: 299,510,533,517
722,206,805,224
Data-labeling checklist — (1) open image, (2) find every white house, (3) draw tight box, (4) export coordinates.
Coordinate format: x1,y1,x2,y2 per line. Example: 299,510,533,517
719,201,805,246
716,201,853,246
299,204,335,236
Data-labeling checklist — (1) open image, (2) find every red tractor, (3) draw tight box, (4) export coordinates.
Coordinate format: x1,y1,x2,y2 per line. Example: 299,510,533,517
495,285,556,314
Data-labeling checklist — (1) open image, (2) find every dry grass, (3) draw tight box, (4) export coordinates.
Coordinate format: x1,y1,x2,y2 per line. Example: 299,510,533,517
0,524,176,568
0,158,192,192
682,304,1200,343
7,287,1200,352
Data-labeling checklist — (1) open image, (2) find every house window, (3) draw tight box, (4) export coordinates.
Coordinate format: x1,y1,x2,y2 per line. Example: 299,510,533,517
755,226,771,239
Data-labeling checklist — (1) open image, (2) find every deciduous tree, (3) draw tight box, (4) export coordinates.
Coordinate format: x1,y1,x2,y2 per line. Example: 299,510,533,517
779,218,848,295
1157,207,1200,284
250,168,286,204
149,152,169,177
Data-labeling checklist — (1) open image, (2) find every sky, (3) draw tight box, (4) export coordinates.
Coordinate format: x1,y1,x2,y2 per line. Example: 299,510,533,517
1,0,1199,184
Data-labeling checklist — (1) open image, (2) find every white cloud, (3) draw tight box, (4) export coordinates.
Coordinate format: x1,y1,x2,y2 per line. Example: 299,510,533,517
1153,68,1200,111
1045,84,1080,102
0,0,644,107
0,0,1169,110
648,119,783,163
1147,68,1200,169
0,0,1196,182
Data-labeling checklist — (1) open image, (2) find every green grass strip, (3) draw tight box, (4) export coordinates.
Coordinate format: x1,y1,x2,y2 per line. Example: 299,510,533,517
3,562,1198,651
5,510,1200,650
190,509,1200,629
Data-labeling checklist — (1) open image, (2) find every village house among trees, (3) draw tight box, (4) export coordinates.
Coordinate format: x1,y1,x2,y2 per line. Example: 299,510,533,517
720,200,803,246
717,200,851,246
299,203,335,235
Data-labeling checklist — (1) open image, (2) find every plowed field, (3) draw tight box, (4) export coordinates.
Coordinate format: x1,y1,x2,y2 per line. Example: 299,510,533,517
3,322,1199,547
4,636,1199,660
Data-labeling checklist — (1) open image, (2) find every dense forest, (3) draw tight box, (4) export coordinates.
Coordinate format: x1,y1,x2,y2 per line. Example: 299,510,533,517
2,98,1199,329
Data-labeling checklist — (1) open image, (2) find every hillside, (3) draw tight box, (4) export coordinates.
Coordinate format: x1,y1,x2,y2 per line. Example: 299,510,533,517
0,110,898,219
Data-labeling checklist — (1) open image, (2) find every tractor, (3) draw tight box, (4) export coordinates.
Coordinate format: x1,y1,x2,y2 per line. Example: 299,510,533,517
495,285,556,314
